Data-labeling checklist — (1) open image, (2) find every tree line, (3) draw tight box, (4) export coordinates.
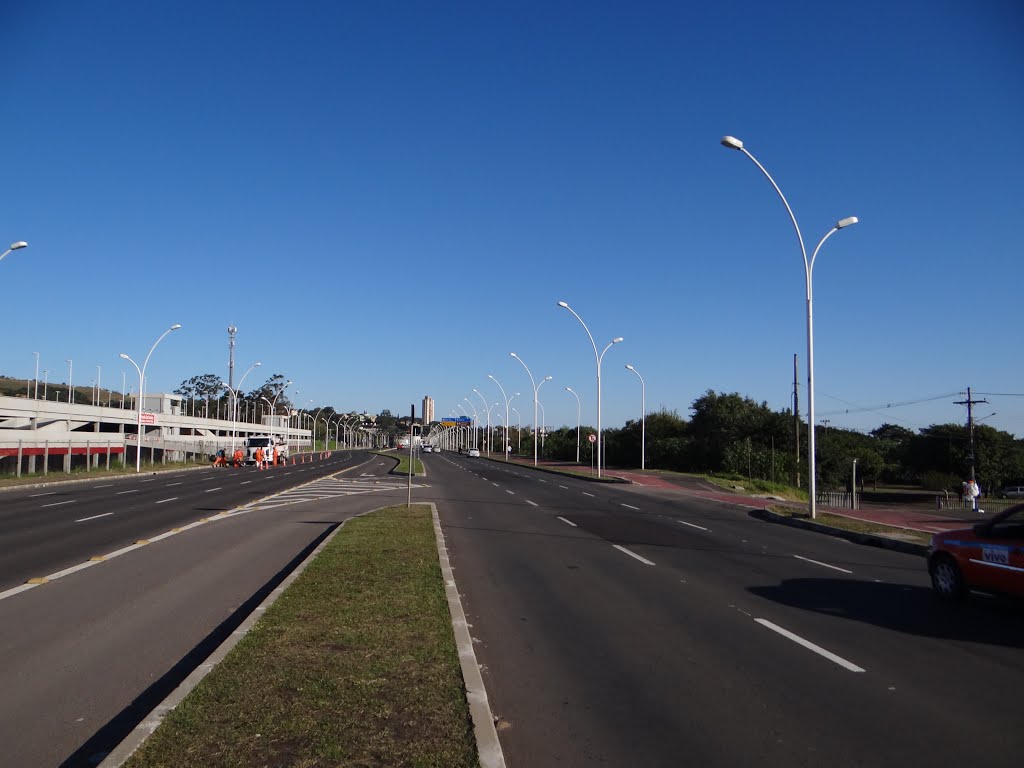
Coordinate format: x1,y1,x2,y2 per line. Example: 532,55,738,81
462,390,1024,494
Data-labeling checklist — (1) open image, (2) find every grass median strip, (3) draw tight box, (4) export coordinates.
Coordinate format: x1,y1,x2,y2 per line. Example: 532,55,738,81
122,504,478,768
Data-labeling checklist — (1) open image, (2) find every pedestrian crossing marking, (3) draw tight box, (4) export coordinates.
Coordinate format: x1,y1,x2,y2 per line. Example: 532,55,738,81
239,475,425,512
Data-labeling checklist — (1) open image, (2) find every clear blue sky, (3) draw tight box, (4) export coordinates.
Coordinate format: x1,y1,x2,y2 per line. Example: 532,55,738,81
2,1,1022,436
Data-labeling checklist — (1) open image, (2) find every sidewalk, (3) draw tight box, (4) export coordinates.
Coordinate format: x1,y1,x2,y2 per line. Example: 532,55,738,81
484,454,978,536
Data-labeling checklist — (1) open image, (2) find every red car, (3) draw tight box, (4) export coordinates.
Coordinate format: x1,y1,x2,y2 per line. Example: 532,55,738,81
928,503,1024,600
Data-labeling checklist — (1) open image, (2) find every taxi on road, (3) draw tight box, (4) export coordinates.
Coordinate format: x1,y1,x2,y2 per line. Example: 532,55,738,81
927,503,1024,600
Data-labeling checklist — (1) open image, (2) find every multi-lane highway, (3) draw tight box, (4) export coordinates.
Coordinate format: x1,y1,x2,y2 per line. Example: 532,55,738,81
425,451,1023,768
0,451,419,767
2,450,1021,767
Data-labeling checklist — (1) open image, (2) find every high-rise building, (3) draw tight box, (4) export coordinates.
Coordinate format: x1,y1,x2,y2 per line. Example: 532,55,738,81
422,395,435,425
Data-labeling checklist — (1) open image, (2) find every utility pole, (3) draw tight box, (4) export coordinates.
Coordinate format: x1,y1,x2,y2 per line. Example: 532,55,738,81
793,353,800,488
227,326,237,390
954,387,988,484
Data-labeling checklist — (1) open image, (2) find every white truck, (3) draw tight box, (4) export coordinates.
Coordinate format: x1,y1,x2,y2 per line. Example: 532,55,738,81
243,435,289,466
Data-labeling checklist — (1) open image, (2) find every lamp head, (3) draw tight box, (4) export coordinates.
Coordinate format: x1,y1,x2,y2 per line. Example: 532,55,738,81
9,241,28,250
626,364,635,371
613,337,624,344
118,353,129,360
169,323,182,330
254,361,262,367
543,375,553,381
557,301,569,308
720,136,744,150
509,352,517,358
836,216,859,229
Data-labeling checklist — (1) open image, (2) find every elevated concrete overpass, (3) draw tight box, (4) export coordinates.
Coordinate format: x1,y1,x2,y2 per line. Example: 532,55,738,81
0,393,311,475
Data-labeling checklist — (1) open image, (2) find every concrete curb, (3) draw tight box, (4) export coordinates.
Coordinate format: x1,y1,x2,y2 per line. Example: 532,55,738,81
752,507,930,557
431,503,506,768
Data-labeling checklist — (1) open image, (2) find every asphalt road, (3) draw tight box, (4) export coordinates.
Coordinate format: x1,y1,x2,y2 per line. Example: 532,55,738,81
3,450,1022,767
0,451,419,767
423,452,1024,768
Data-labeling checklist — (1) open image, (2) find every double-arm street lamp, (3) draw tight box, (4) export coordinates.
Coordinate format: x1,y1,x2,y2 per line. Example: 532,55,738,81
119,323,182,472
625,364,646,470
721,135,858,519
488,374,514,461
510,353,552,467
556,301,622,478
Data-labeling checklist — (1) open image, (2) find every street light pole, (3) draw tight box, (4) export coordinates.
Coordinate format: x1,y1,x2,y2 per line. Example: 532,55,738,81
565,387,581,464
0,241,28,265
556,301,622,478
511,407,522,454
119,323,182,472
625,364,646,470
473,388,491,455
488,374,512,461
510,352,544,467
33,352,39,399
721,134,858,519
66,359,73,404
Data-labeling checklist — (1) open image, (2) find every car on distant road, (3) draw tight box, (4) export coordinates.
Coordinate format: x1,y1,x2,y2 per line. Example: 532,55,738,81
997,485,1024,499
927,504,1024,601
468,448,480,458
422,445,432,453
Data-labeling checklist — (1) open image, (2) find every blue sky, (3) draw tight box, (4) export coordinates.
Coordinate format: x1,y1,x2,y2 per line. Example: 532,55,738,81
2,1,1022,436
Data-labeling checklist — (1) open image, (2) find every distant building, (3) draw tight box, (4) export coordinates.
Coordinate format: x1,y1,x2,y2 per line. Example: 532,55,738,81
422,395,435,425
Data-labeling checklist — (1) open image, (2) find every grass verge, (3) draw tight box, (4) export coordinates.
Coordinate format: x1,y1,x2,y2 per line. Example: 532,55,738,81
767,504,930,545
373,450,423,475
122,504,477,768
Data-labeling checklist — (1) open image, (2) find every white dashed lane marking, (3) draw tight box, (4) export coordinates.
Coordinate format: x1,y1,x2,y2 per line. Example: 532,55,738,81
75,512,112,522
677,520,709,532
557,516,577,527
755,618,865,673
793,555,853,574
613,545,655,566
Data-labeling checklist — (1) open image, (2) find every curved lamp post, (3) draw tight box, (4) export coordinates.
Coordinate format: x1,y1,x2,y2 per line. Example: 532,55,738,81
625,364,646,470
510,352,545,466
473,388,492,455
463,398,480,449
511,407,522,453
488,374,512,461
721,134,858,519
556,301,622,478
565,387,581,463
119,323,182,472
0,240,27,265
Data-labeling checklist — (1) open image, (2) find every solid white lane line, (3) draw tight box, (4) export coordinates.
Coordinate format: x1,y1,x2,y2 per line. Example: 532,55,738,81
621,503,640,510
613,544,655,566
165,482,182,487
204,487,222,493
42,500,76,508
116,489,138,495
677,520,709,531
557,516,577,527
75,512,113,522
583,492,595,497
755,618,865,673
155,498,179,504
525,500,538,507
30,492,56,497
793,555,853,574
